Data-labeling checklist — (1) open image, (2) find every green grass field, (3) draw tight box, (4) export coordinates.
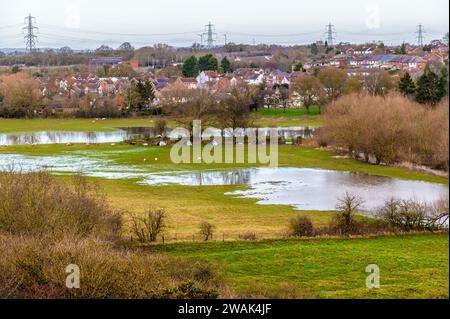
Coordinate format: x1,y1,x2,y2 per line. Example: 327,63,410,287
154,233,449,299
257,106,321,119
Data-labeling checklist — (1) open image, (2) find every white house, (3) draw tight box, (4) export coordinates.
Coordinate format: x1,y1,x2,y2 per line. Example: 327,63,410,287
196,71,219,86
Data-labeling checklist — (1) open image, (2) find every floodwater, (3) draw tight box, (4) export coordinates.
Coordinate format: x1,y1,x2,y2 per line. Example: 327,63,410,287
0,126,316,146
0,153,447,211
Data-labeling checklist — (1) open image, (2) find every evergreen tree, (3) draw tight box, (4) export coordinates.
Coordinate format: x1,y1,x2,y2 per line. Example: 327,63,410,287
311,43,319,55
395,43,406,55
439,67,449,98
398,72,416,96
198,54,219,71
220,57,231,73
182,56,199,77
416,65,443,105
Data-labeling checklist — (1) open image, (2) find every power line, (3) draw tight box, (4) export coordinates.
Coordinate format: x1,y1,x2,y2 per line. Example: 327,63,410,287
39,23,201,37
218,30,322,38
23,14,38,51
0,23,23,30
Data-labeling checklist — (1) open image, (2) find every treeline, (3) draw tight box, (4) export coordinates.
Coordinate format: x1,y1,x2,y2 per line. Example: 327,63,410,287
322,93,449,170
182,54,231,77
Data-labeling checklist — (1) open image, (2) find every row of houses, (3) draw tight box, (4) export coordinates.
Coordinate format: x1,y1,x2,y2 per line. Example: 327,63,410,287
40,67,296,102
307,51,446,75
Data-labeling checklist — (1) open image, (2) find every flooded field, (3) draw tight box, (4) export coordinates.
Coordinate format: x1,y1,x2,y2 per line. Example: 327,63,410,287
0,153,447,211
0,126,316,146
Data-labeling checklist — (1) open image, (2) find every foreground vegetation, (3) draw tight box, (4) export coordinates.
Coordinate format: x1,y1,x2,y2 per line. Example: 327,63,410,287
154,233,449,299
0,171,223,299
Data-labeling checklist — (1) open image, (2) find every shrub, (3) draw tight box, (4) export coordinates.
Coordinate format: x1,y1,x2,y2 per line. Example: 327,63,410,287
154,118,167,136
0,235,221,299
199,222,215,241
0,171,121,240
239,232,257,241
289,216,315,237
332,193,364,236
324,94,449,169
0,172,225,299
377,197,449,231
130,208,167,243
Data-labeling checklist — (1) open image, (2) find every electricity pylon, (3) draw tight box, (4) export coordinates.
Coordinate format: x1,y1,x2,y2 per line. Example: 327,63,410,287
325,23,336,46
202,22,217,49
23,14,38,52
416,24,425,47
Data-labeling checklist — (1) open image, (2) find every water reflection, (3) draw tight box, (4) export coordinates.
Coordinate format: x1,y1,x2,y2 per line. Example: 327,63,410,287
0,126,316,146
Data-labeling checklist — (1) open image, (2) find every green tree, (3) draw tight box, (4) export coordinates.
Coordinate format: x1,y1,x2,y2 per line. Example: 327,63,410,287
125,81,155,112
136,80,155,109
311,43,319,55
398,72,416,96
439,67,449,98
416,65,443,105
294,62,303,72
220,57,231,73
395,43,406,55
198,54,218,71
182,56,199,78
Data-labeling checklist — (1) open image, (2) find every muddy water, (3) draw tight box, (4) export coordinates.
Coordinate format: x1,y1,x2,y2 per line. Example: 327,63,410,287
0,153,446,211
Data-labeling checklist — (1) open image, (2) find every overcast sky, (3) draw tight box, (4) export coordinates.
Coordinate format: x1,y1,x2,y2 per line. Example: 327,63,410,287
0,0,448,49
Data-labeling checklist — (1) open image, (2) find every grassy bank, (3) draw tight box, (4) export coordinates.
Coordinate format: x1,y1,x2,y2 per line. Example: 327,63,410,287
154,233,449,299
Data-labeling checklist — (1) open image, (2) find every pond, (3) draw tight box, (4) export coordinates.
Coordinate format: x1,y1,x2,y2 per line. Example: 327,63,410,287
0,126,316,146
0,153,447,211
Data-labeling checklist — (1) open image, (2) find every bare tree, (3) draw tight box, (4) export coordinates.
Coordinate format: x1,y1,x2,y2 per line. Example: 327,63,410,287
291,74,325,113
216,82,255,130
333,193,364,235
318,67,348,102
131,208,167,243
164,88,216,137
364,69,396,96
199,222,215,241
